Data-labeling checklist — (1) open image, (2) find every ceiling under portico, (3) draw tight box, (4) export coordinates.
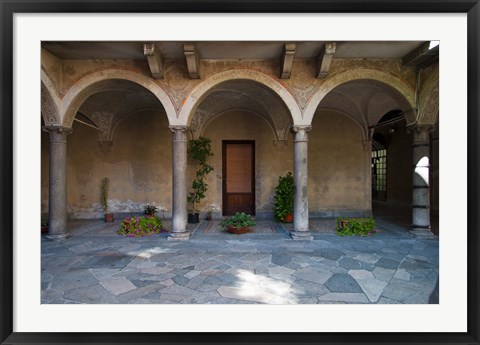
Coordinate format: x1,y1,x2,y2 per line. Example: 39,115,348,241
190,80,292,141
42,41,425,60
318,79,413,137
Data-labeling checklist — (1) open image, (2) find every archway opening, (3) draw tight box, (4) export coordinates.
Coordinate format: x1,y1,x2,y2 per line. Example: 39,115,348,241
190,79,294,219
309,79,412,225
42,79,172,221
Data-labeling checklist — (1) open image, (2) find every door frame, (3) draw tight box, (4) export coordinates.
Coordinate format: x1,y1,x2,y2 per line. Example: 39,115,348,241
222,140,256,216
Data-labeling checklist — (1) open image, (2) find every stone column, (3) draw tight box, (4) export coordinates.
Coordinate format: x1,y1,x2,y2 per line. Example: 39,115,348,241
290,126,313,240
363,139,373,214
168,126,190,240
411,126,436,239
43,126,71,239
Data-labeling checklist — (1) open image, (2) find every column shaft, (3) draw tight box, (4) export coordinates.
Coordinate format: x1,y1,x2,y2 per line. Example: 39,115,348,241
169,126,190,240
411,126,436,239
291,126,312,240
45,126,71,239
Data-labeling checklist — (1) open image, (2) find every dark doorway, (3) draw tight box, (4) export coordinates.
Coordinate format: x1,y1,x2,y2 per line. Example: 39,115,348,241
222,141,255,216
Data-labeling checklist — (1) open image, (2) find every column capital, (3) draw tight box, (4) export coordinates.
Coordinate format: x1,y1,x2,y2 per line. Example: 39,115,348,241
169,125,189,133
407,124,434,134
42,125,72,143
292,125,312,133
292,125,311,143
170,125,189,143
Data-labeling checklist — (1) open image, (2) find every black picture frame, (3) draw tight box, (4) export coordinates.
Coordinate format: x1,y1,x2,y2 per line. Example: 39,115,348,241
1,1,479,344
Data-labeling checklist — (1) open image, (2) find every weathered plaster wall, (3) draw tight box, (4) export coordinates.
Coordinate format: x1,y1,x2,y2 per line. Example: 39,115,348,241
62,109,172,218
308,109,369,216
201,110,293,218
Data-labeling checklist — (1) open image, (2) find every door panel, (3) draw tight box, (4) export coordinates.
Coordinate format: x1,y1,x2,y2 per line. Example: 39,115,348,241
223,142,255,215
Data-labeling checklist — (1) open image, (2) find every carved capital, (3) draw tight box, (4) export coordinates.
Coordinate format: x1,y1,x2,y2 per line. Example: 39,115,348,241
170,125,189,143
411,125,433,145
42,126,72,143
292,125,311,143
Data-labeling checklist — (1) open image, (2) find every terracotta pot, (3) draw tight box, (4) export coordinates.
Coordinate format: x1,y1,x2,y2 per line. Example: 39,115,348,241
226,225,251,234
104,213,114,222
283,214,294,223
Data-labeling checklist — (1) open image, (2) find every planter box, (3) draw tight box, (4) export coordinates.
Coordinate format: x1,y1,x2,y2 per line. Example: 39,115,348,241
226,225,252,234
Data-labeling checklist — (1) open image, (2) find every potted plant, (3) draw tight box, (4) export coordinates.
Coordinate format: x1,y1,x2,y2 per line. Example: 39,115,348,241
187,136,214,223
144,204,158,217
219,212,256,234
274,171,294,222
100,177,114,222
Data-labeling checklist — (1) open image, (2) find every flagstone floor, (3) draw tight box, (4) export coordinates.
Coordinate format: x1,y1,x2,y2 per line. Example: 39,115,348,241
41,217,439,304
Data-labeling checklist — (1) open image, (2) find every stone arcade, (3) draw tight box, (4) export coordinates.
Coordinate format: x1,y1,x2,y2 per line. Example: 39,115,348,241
41,41,439,240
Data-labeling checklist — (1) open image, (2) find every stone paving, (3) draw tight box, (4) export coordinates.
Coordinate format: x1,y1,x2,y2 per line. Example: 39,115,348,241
41,217,439,304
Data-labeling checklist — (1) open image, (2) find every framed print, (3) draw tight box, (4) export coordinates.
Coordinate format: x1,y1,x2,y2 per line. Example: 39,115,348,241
1,1,479,344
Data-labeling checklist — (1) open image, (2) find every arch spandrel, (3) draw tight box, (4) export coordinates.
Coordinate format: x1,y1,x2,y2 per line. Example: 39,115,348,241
303,69,416,126
59,68,177,128
41,69,61,125
417,67,439,126
177,69,303,127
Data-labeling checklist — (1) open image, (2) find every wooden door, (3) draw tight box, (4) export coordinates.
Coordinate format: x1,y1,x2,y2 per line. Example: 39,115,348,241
223,141,255,216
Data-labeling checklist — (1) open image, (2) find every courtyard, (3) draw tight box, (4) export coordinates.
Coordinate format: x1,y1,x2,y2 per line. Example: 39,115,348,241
41,216,439,304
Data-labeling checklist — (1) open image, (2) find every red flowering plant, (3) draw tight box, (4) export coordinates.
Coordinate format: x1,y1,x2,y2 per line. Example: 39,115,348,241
118,215,168,237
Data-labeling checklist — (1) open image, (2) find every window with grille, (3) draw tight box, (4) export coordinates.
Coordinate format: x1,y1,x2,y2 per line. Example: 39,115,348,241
372,149,387,200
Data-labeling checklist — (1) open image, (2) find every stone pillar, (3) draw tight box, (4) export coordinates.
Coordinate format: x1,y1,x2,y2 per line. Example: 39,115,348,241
410,126,436,239
169,126,190,240
290,126,313,240
43,126,71,239
363,139,373,214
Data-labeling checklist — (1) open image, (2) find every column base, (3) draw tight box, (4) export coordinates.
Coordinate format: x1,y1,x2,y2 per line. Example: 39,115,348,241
46,233,68,241
290,230,313,241
409,229,437,240
168,231,191,241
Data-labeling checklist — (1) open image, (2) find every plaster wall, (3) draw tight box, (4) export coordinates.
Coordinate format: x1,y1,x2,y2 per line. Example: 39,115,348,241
308,109,369,216
40,109,173,218
201,110,293,218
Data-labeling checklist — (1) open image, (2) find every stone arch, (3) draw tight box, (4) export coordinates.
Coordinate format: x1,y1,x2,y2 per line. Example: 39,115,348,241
178,69,302,126
303,69,416,126
60,68,177,128
417,67,439,126
41,69,61,125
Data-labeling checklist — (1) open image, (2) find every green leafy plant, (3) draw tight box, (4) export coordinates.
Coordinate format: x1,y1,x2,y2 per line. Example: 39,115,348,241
144,204,158,216
336,217,376,236
118,215,168,237
100,177,110,215
219,212,256,229
274,172,294,222
187,136,214,214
